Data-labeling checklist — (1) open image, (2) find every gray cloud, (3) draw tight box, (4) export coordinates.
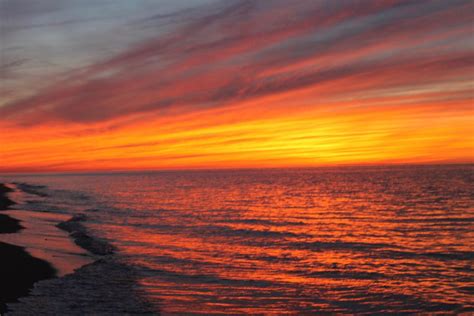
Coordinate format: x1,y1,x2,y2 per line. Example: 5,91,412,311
1,0,473,125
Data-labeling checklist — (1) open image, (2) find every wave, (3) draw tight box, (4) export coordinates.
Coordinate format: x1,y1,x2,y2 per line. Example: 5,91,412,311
57,214,115,256
13,183,49,197
289,241,395,251
219,218,306,227
7,259,156,315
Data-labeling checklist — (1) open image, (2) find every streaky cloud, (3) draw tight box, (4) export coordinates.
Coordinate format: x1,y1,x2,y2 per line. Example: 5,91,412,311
1,0,471,126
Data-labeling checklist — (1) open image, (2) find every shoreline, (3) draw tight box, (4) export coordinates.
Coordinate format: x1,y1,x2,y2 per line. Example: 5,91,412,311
0,242,56,314
0,184,56,314
0,182,156,315
0,185,15,210
0,209,94,277
0,214,23,234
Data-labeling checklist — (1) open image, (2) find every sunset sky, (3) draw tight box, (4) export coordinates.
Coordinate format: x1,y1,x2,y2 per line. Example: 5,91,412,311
0,0,473,172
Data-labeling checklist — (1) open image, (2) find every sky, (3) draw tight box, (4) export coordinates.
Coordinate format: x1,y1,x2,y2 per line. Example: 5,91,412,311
0,0,473,172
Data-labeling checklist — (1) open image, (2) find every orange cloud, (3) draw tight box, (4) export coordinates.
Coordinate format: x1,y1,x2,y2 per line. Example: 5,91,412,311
0,0,473,172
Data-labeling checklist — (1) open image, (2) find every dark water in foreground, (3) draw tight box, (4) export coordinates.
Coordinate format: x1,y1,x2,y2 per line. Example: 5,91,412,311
2,165,473,314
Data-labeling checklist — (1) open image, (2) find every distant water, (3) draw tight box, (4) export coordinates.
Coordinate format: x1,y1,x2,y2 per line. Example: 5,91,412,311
2,165,473,314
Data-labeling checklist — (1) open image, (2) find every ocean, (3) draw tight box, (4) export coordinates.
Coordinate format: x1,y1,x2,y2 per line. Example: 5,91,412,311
2,165,473,314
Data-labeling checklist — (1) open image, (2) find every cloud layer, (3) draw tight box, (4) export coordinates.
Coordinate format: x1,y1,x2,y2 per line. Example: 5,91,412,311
1,0,473,171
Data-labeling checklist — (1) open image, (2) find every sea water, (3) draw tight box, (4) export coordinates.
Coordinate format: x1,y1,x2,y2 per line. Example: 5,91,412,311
2,165,473,314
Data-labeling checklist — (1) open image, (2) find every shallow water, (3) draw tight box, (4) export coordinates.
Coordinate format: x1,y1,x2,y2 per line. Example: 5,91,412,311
2,165,473,314
0,209,92,276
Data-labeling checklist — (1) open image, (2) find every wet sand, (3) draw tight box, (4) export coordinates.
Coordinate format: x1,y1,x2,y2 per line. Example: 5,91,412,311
0,214,23,234
0,242,56,314
1,183,156,315
6,259,156,315
0,184,56,314
0,210,93,277
0,185,15,210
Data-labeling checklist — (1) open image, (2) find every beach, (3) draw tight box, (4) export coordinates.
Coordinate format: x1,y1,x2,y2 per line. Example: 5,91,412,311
0,183,154,315
0,184,56,314
0,214,22,234
0,185,15,210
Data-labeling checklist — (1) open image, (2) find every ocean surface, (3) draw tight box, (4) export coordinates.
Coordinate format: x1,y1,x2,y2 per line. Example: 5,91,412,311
2,165,473,314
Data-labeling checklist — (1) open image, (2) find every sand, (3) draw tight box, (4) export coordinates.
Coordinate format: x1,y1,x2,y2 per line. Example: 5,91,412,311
1,183,155,315
0,242,56,314
0,184,57,314
0,214,23,234
0,185,15,210
1,183,94,313
0,210,93,277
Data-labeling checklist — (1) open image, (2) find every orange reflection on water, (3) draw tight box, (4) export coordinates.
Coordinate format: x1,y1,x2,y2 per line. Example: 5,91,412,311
66,166,474,314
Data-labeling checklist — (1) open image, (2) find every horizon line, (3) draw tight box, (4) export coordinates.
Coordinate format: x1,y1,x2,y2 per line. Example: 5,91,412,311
1,161,472,176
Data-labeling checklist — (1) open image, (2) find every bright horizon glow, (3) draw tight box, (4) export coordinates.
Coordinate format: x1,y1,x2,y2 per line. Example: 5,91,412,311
1,0,473,173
